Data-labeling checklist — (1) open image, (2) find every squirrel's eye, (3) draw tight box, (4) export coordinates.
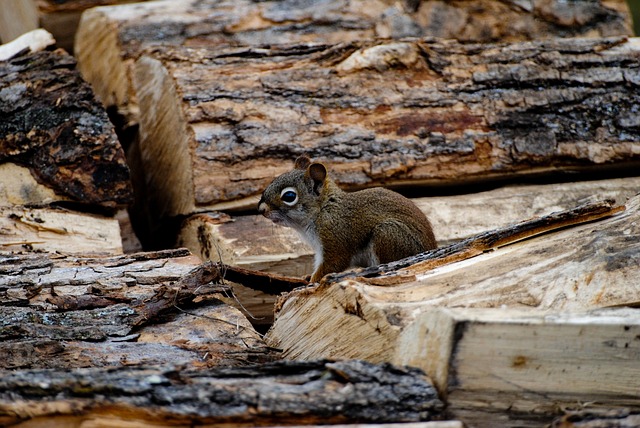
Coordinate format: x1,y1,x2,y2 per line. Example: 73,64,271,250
280,187,298,206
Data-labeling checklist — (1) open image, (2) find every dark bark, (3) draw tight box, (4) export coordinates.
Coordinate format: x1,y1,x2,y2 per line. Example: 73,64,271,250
0,360,443,426
0,48,132,207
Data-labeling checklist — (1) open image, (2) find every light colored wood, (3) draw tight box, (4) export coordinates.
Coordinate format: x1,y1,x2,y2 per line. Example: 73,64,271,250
180,177,640,275
183,178,639,325
266,194,640,362
0,28,54,60
0,163,62,206
0,206,123,254
395,307,640,427
0,0,38,45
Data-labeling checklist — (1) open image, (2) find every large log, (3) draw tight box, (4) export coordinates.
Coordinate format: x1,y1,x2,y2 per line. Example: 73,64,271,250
0,360,445,427
0,249,276,369
132,36,640,229
0,47,132,209
265,195,640,425
75,0,632,121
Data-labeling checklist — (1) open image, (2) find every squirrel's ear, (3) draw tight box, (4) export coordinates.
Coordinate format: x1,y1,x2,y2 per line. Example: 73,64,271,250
308,163,326,194
294,155,311,170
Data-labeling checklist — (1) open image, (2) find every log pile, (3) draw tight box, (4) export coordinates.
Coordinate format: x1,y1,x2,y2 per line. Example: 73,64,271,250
0,34,132,254
2,0,640,427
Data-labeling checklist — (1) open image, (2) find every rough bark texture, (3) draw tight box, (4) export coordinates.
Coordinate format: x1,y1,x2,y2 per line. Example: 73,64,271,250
75,0,632,118
0,360,444,427
0,48,132,208
0,249,276,369
133,36,640,223
552,409,640,428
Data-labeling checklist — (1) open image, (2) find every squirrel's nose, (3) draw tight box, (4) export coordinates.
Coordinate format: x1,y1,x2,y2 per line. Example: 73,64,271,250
257,196,267,215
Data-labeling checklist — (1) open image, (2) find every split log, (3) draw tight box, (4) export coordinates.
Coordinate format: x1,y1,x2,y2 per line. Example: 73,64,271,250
75,0,633,122
179,176,640,273
0,249,276,369
179,177,639,325
265,195,640,425
395,307,640,427
0,47,132,209
0,206,123,254
0,360,445,427
132,36,640,229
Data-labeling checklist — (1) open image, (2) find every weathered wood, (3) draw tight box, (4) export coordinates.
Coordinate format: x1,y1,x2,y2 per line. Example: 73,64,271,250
0,206,123,254
181,178,638,326
75,0,633,120
0,48,132,208
133,36,640,226
0,249,276,369
179,177,640,276
0,360,445,427
266,194,640,363
394,307,640,427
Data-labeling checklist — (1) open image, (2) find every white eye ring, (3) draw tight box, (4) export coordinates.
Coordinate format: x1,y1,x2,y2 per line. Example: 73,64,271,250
280,187,299,206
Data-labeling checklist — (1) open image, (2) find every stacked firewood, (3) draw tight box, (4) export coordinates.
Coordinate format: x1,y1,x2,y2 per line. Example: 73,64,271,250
1,1,639,426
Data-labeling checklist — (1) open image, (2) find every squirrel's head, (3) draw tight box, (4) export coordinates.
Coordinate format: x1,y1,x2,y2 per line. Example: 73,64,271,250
258,155,328,230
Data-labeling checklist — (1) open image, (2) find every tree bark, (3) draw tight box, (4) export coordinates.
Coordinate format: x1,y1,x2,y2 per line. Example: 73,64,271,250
75,0,633,120
0,249,277,370
265,195,640,426
0,48,132,209
132,36,640,229
0,360,445,427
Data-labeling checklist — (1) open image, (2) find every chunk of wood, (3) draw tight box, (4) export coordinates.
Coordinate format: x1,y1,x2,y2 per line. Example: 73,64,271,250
266,194,640,363
0,48,132,208
394,307,640,427
0,205,123,254
76,0,633,121
0,360,444,426
0,249,276,369
132,36,640,225
0,28,55,61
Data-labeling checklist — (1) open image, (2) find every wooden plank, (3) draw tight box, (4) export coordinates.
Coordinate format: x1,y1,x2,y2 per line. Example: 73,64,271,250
0,206,123,254
0,360,444,427
395,307,640,427
132,36,640,225
265,194,640,363
0,47,132,208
